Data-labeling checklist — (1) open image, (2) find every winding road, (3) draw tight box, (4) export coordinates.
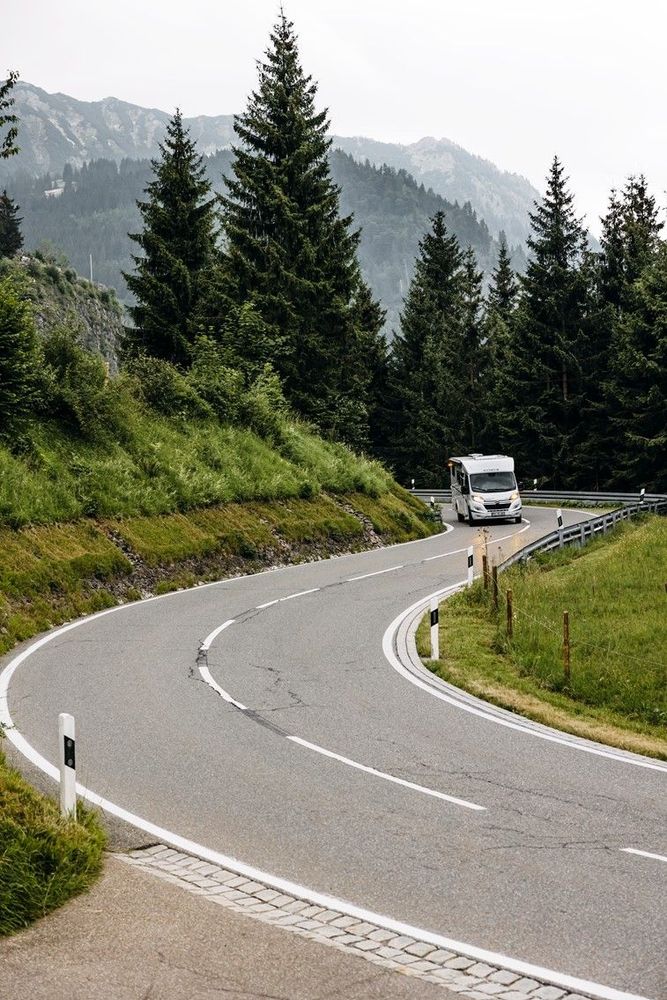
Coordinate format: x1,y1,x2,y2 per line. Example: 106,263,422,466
2,507,666,999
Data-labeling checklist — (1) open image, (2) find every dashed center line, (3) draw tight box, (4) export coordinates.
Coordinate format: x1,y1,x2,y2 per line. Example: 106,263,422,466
621,848,667,864
346,564,404,582
288,736,485,810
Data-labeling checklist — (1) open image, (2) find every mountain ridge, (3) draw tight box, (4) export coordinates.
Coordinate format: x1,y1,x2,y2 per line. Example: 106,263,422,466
4,82,539,244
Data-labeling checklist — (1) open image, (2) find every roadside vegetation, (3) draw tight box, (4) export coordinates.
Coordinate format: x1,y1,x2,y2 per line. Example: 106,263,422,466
0,746,106,935
418,518,667,758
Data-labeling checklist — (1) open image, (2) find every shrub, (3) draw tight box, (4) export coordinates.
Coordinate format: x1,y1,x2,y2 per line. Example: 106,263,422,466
124,354,212,420
188,336,245,423
41,327,132,443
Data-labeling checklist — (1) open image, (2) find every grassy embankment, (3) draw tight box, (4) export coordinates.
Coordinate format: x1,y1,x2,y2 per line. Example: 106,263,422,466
418,518,667,758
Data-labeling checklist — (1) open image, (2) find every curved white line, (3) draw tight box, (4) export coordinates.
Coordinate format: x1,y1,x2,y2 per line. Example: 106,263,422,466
201,619,236,652
288,736,485,810
382,587,667,773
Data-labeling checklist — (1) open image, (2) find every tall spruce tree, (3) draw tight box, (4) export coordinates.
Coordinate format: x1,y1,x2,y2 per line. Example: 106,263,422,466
487,233,518,322
576,176,665,487
123,110,216,365
496,157,587,484
458,247,486,449
607,242,667,490
385,211,466,484
0,189,23,256
215,13,381,447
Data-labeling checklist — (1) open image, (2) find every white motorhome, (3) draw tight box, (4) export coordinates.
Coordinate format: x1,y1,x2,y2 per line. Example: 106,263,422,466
449,454,522,525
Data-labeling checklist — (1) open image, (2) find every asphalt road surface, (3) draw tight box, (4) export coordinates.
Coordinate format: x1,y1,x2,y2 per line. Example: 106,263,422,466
4,507,666,998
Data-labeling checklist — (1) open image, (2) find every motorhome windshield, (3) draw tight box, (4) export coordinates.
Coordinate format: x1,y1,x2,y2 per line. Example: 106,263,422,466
469,471,517,493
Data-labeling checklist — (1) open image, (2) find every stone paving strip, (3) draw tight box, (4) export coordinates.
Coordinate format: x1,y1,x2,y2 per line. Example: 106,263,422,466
116,845,594,1000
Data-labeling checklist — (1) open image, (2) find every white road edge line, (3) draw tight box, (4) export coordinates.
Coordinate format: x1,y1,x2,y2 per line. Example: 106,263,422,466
346,564,404,582
621,848,667,864
383,587,667,774
288,736,485,810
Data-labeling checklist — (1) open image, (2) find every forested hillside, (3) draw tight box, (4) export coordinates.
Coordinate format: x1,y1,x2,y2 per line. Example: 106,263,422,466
1,81,537,246
5,149,511,333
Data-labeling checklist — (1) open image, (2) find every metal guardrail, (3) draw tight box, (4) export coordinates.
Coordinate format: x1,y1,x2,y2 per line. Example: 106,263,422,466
497,498,667,572
412,488,667,505
411,488,667,571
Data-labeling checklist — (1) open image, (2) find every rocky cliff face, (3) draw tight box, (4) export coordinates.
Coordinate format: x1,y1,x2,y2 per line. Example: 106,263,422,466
3,83,236,177
1,254,124,371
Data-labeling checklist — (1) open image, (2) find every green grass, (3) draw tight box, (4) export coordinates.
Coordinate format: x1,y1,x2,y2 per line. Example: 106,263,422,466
0,417,394,529
347,486,440,542
0,747,106,935
417,518,667,757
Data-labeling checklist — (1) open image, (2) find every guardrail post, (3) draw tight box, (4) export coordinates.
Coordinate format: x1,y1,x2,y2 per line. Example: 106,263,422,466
579,522,585,547
429,598,439,660
467,546,474,588
58,712,76,818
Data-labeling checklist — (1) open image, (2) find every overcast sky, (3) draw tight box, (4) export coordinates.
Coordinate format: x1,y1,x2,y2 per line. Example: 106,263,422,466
6,0,667,233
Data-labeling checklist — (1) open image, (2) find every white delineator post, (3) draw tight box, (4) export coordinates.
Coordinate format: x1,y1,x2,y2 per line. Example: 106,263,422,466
556,508,564,547
430,598,439,660
467,546,474,588
58,713,76,818
639,487,646,504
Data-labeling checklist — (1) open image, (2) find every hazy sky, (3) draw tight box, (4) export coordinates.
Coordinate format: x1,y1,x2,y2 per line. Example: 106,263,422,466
6,0,667,233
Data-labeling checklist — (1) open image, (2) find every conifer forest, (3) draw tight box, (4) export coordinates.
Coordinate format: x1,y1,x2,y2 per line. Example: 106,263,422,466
1,14,665,492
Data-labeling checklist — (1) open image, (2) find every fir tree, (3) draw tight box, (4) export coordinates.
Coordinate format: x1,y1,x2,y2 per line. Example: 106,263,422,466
216,13,381,446
458,247,485,449
0,70,19,160
599,175,663,312
386,211,465,484
487,233,518,322
496,157,587,484
607,243,667,490
0,274,39,441
577,176,665,487
0,189,23,256
123,110,217,366
483,234,518,450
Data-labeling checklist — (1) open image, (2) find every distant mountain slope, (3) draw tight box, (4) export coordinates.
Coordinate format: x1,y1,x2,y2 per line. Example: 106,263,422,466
3,83,538,247
333,135,538,246
8,150,516,336
2,82,235,176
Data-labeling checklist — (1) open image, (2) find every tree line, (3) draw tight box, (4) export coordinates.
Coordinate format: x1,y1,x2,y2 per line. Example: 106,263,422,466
1,16,665,491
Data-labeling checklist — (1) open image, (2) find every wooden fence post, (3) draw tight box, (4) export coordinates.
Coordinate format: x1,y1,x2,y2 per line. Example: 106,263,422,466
506,589,513,639
492,565,499,612
563,611,571,684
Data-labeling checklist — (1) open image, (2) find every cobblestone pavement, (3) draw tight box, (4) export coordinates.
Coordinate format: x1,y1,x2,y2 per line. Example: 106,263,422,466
118,846,594,1000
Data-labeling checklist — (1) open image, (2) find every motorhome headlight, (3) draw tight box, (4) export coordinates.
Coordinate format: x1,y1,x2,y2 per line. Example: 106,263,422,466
510,491,519,501
471,494,485,504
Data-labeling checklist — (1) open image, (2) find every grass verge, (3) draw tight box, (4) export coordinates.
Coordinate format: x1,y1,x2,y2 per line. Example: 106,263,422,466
417,517,667,758
0,746,106,936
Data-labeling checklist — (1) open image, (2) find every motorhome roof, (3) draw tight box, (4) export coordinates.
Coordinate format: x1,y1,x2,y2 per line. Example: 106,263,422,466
449,454,515,473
